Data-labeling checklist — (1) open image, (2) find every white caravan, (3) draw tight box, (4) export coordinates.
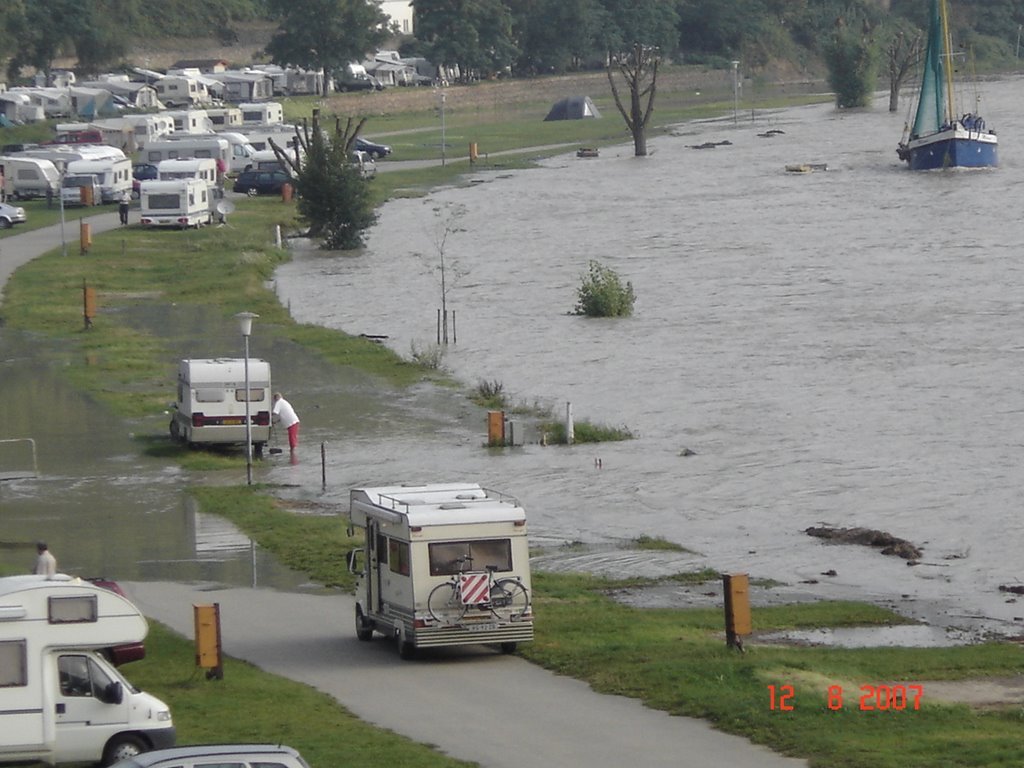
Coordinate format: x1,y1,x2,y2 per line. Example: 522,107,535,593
142,138,229,172
0,156,60,200
0,575,176,766
153,76,211,108
168,358,272,455
138,179,211,229
66,156,132,203
238,102,283,126
348,483,534,658
157,158,218,191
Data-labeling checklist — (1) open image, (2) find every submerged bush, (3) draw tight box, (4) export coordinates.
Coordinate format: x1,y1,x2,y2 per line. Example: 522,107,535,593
573,260,635,317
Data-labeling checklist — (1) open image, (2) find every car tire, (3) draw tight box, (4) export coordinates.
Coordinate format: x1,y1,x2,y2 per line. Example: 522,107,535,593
0,218,11,229
247,188,258,197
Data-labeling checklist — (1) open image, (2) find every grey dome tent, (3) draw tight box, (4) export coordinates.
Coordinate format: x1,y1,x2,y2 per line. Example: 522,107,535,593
544,95,602,121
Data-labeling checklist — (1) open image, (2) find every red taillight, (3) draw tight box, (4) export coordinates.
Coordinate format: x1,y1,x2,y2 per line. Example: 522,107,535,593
253,411,270,426
177,217,189,225
140,217,152,225
192,412,205,427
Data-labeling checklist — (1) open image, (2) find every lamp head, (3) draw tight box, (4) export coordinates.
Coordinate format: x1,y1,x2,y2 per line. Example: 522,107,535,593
235,311,259,337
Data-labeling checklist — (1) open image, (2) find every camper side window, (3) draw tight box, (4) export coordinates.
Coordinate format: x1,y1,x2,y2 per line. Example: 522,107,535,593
0,641,28,687
388,539,410,576
428,539,513,576
48,595,98,624
195,388,225,403
234,387,265,403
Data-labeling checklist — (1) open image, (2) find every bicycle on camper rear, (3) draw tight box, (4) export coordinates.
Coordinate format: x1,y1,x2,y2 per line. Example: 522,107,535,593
426,556,530,626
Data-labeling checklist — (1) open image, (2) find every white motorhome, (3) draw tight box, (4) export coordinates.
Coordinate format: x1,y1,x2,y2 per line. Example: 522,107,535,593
168,358,272,455
156,158,218,191
66,156,132,203
347,483,534,659
153,76,211,108
142,138,229,172
0,575,176,766
209,132,256,173
163,110,213,135
0,156,60,200
138,179,211,229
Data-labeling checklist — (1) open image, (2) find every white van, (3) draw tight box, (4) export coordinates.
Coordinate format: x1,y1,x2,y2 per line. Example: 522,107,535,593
138,179,211,229
0,575,175,767
156,158,218,192
168,358,272,455
0,156,60,200
60,174,102,206
66,156,132,203
211,132,257,172
348,483,534,658
142,138,229,173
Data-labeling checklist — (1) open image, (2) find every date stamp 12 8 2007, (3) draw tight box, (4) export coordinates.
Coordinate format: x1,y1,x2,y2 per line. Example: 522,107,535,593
767,684,924,711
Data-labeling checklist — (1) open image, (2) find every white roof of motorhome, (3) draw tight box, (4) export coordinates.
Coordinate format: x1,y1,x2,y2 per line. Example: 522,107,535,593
179,358,270,383
351,484,525,527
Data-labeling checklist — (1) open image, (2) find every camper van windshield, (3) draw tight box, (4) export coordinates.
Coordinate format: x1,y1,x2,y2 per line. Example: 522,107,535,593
147,193,183,210
428,539,512,576
63,175,93,187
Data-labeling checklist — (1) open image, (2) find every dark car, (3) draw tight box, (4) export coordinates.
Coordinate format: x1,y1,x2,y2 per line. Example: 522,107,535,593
132,163,159,197
232,169,291,196
354,137,392,159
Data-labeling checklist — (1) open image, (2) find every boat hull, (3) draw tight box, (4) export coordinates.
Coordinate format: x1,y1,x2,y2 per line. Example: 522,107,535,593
905,127,998,170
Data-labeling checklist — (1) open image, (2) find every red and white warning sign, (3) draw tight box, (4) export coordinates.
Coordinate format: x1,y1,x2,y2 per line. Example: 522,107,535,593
459,573,490,604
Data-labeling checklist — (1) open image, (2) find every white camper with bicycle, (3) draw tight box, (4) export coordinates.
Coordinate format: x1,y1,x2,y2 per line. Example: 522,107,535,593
347,483,534,659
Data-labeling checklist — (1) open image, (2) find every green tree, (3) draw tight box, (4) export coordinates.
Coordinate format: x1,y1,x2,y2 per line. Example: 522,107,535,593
265,0,390,96
823,11,879,109
508,0,602,74
573,261,636,318
3,0,88,81
293,113,379,250
414,0,518,79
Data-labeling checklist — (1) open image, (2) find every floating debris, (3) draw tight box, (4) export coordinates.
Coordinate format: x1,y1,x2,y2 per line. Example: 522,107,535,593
785,163,828,173
690,140,733,150
805,525,923,560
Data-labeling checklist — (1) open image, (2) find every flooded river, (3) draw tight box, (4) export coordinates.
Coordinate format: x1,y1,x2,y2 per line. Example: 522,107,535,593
4,78,1024,640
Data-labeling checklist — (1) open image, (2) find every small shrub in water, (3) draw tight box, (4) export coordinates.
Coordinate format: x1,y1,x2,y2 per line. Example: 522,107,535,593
573,260,635,317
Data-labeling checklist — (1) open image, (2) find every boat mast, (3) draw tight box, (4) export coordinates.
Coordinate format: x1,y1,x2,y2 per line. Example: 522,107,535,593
940,0,956,123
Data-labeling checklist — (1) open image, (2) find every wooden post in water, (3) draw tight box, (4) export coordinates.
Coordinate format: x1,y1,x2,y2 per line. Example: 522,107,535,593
321,442,327,490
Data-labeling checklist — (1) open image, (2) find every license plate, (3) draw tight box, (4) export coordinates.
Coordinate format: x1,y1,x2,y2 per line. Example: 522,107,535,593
221,418,244,425
464,623,498,633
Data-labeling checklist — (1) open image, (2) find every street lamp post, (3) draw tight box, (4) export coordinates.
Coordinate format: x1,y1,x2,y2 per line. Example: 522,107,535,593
57,162,67,257
235,311,259,485
440,91,447,166
731,60,740,125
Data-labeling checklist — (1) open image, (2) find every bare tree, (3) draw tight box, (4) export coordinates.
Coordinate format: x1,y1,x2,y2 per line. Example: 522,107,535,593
888,27,923,113
417,203,468,345
606,43,661,157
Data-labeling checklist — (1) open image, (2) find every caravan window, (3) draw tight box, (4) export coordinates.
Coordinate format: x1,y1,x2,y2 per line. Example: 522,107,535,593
428,539,512,576
48,595,98,624
0,641,27,687
234,387,264,403
388,539,410,576
148,193,183,210
195,388,225,403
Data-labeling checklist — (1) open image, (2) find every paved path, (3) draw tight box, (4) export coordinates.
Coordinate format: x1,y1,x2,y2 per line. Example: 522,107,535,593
125,582,808,768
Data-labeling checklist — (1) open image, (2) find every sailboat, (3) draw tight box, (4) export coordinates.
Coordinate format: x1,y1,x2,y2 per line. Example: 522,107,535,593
897,0,997,170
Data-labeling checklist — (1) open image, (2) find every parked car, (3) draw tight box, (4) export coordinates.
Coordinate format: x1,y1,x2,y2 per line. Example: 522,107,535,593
84,577,147,665
0,201,27,229
110,744,311,768
354,136,392,159
133,163,159,181
232,169,291,196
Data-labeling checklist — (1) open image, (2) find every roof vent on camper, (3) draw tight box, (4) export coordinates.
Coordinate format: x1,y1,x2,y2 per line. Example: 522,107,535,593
439,503,466,510
455,494,477,500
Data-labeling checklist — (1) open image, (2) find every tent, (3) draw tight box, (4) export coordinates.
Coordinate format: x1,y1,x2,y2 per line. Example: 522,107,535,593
544,95,602,121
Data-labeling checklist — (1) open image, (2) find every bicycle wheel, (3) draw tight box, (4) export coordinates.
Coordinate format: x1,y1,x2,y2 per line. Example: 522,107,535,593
490,578,530,621
427,581,466,625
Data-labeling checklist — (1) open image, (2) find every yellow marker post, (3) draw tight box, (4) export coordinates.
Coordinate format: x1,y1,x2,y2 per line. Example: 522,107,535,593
723,573,752,651
193,603,223,679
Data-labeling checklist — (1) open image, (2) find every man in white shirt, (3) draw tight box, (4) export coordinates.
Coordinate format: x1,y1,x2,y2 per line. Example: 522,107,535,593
272,392,300,451
34,542,57,577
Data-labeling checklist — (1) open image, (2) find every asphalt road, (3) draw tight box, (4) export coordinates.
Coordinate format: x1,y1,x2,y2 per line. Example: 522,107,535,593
124,582,808,768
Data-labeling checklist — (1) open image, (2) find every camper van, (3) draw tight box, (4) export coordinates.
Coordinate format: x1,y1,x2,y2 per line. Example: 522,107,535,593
347,483,534,659
156,158,218,192
142,138,229,173
60,174,102,207
0,575,176,767
138,179,211,229
0,156,60,200
66,156,132,203
209,132,257,173
168,358,272,454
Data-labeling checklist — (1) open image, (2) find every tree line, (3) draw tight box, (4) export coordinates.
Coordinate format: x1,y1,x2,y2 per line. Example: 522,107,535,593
5,0,1024,83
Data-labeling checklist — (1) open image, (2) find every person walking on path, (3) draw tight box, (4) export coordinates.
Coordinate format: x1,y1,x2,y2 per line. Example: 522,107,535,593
118,189,131,225
33,541,57,576
272,392,300,451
